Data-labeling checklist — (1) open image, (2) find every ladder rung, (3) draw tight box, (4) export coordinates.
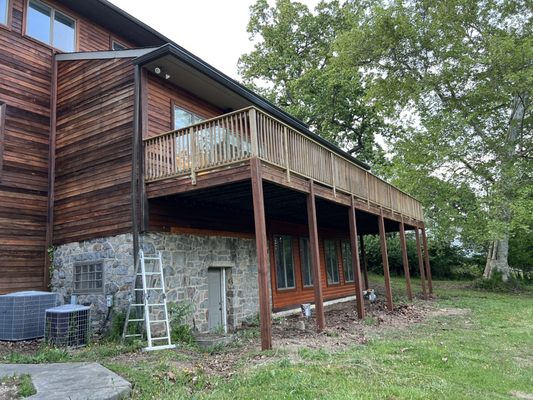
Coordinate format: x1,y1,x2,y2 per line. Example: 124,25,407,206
128,319,144,322
134,288,163,291
149,320,168,324
137,272,161,275
151,336,169,341
124,334,142,338
143,257,161,260
147,303,165,307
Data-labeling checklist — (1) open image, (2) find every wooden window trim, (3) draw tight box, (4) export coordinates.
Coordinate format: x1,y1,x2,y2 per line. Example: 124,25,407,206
171,100,207,131
0,103,5,181
23,0,79,53
0,0,12,31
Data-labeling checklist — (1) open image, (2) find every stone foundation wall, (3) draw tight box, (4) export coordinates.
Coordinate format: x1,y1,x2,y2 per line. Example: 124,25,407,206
51,232,262,333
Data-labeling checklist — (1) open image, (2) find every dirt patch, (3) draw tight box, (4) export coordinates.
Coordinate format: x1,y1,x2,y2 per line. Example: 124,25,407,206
513,356,533,368
0,340,43,359
429,307,471,317
0,378,19,400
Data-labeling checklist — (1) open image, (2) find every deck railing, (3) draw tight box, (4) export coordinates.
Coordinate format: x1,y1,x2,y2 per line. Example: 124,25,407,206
144,107,424,220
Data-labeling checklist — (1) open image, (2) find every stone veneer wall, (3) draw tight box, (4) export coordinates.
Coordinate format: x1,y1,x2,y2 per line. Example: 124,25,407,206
51,232,262,333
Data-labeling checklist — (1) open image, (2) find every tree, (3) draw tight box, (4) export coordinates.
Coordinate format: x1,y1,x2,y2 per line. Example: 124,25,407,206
335,0,532,280
240,0,532,281
238,0,388,166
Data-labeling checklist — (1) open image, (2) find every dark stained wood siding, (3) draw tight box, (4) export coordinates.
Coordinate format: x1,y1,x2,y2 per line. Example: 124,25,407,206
145,74,222,138
0,17,52,292
53,58,135,244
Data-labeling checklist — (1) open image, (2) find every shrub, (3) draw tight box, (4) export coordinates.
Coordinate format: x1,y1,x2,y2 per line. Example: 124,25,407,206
167,302,195,345
471,271,526,292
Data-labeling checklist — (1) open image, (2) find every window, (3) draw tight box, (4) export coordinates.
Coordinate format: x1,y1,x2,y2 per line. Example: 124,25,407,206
0,103,5,179
324,240,340,284
299,237,313,287
0,0,8,25
111,40,127,51
74,261,104,294
26,0,75,52
173,105,204,130
274,235,295,290
341,240,354,283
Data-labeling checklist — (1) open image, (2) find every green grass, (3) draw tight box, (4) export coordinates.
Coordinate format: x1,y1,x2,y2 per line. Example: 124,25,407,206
0,374,36,398
1,276,532,399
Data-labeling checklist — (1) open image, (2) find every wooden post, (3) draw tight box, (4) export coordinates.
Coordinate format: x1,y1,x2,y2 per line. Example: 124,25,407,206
249,108,259,157
349,196,365,319
421,225,433,295
359,235,370,290
415,226,428,300
190,127,197,185
250,157,272,350
378,211,394,311
399,218,413,301
307,180,325,331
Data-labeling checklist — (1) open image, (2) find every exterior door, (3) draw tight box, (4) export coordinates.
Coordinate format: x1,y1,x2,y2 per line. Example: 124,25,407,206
207,269,223,331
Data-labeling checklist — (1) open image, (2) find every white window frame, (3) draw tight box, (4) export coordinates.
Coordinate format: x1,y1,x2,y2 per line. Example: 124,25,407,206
26,0,76,52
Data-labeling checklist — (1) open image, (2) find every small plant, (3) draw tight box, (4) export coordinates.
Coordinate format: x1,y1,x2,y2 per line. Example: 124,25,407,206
167,302,195,345
0,374,36,398
471,272,526,293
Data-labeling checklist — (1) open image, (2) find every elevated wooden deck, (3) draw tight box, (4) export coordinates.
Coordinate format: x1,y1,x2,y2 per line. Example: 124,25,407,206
143,107,424,223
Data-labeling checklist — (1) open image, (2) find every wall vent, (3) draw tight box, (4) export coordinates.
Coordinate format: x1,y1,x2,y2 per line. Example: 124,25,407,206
45,305,91,347
0,291,58,341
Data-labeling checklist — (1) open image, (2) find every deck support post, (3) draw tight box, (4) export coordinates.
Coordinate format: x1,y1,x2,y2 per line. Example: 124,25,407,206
378,211,394,311
359,235,370,290
307,180,325,331
250,157,272,350
415,226,429,300
421,225,433,295
399,218,413,301
348,196,365,319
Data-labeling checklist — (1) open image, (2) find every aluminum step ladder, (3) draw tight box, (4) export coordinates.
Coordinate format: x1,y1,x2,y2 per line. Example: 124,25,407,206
122,250,176,351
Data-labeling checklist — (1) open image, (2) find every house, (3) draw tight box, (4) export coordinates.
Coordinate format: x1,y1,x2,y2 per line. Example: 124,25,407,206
0,0,432,349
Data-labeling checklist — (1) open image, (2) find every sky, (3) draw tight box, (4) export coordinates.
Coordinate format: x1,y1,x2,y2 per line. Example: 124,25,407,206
109,0,320,80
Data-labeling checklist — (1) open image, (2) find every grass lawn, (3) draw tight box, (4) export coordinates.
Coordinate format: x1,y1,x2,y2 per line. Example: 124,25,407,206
1,276,532,399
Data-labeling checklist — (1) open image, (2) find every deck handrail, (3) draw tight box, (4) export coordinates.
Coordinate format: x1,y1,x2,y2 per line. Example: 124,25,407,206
143,107,424,220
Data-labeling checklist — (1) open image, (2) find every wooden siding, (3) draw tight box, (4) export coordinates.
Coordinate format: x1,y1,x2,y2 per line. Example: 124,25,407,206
0,20,52,292
145,74,222,138
53,58,135,244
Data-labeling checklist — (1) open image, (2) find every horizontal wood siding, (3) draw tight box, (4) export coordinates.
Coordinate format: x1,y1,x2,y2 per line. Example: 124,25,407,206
146,74,222,138
53,58,135,244
0,23,52,293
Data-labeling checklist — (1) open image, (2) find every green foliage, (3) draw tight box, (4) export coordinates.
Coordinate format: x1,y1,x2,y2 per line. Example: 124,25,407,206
0,375,36,398
167,302,196,345
471,272,527,292
239,0,388,166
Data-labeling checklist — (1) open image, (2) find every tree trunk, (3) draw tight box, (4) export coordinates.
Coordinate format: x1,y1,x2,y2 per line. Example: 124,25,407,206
483,236,511,281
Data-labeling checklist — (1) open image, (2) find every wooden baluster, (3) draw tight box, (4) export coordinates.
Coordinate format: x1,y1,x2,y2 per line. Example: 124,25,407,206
249,109,258,157
190,127,196,185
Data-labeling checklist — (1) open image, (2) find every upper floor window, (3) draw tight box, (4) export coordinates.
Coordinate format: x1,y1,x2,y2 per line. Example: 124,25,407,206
0,0,8,25
111,40,127,51
324,239,340,285
341,240,354,283
173,105,204,130
299,237,313,287
274,235,295,290
26,0,76,52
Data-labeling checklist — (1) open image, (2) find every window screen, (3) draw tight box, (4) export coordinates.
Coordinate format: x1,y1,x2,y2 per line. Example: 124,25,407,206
274,235,295,290
299,237,313,287
341,240,354,282
74,262,104,294
324,240,339,284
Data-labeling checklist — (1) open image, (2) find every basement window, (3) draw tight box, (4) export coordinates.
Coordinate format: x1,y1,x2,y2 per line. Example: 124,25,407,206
274,235,295,290
26,0,76,52
324,240,340,285
0,0,8,25
74,261,104,294
299,237,313,287
341,240,354,283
